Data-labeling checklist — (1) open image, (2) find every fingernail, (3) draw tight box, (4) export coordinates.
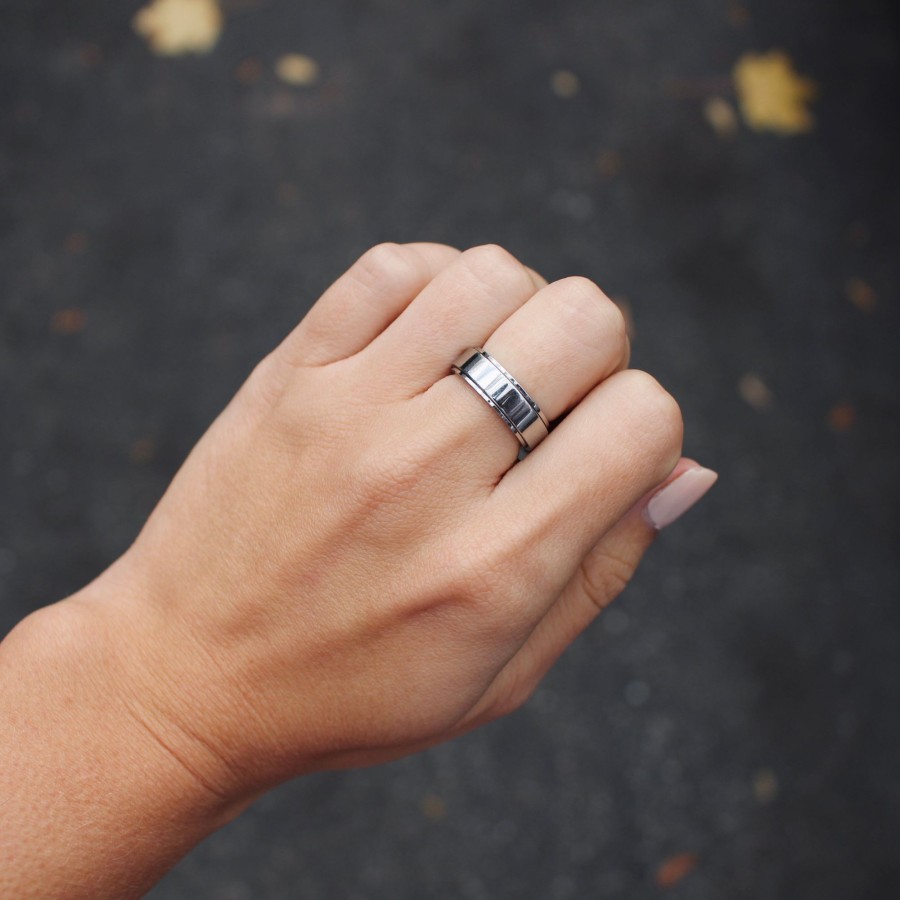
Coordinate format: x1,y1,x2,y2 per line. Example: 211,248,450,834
644,466,718,530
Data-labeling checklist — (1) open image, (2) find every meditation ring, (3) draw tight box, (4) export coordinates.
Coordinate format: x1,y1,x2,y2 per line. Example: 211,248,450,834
452,348,550,455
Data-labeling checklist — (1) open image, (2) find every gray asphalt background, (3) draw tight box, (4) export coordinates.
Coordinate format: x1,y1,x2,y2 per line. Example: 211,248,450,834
2,1,899,898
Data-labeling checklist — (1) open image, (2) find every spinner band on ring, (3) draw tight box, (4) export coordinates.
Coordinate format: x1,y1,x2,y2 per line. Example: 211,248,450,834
452,348,550,453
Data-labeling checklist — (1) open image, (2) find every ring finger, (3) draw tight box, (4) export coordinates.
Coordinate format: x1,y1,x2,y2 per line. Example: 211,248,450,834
424,275,630,475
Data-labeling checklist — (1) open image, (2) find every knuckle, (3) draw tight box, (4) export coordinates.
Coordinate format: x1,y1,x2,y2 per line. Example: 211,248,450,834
619,369,684,466
436,538,530,629
346,444,423,506
239,352,292,410
442,542,504,605
460,244,534,296
354,242,426,295
554,277,628,353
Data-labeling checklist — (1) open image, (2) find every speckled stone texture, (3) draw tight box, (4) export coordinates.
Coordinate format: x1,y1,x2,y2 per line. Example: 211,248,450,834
2,1,899,897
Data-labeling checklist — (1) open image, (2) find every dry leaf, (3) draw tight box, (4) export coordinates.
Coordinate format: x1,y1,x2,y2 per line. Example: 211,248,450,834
827,403,857,432
63,231,88,255
275,54,320,86
550,70,580,99
235,57,263,84
738,373,773,411
50,309,86,334
133,0,223,56
845,277,876,312
656,852,699,889
596,149,622,178
733,50,816,134
704,96,739,138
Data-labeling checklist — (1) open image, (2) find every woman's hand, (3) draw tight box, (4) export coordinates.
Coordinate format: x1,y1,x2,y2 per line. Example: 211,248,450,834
67,242,711,804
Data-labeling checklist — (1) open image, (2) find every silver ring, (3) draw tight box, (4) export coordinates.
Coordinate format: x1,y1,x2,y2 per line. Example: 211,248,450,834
452,347,550,455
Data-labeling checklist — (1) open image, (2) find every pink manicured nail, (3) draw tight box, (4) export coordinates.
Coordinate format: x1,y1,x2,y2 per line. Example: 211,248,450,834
644,466,719,530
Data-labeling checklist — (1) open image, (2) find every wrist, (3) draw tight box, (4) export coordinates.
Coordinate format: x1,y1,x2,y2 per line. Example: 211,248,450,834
64,559,260,813
0,573,253,898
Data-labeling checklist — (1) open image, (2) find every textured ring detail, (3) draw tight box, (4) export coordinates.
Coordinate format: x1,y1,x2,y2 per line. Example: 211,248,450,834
452,347,550,454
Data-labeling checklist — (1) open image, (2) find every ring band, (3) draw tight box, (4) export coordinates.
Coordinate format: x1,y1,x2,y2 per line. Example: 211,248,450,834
452,348,550,454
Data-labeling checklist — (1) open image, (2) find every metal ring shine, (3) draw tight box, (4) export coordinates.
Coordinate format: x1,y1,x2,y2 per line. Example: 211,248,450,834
451,348,550,455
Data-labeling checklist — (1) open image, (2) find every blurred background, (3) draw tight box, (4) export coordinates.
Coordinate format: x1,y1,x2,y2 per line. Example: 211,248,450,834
2,0,899,897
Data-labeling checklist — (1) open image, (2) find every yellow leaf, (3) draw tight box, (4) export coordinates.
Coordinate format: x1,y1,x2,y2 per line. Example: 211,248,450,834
275,54,321,87
733,50,817,134
133,0,223,57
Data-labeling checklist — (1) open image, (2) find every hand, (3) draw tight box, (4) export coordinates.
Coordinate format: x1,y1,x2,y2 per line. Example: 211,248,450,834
70,243,710,805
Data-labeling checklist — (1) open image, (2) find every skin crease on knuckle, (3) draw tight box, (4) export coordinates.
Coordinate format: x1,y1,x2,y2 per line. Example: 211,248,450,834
552,276,628,359
614,369,684,482
460,243,536,301
351,242,428,301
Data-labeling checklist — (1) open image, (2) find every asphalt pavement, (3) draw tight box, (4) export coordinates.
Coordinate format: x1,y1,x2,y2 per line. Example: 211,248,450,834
1,1,898,897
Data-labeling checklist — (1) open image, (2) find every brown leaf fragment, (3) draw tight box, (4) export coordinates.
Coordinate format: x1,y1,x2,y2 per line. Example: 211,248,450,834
596,150,622,178
235,57,262,84
133,0,224,57
733,50,817,135
753,768,779,804
728,4,751,28
64,231,89,255
845,277,876,313
130,438,157,465
550,69,580,99
827,403,856,433
50,309,86,334
656,852,699,889
738,373,773,411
